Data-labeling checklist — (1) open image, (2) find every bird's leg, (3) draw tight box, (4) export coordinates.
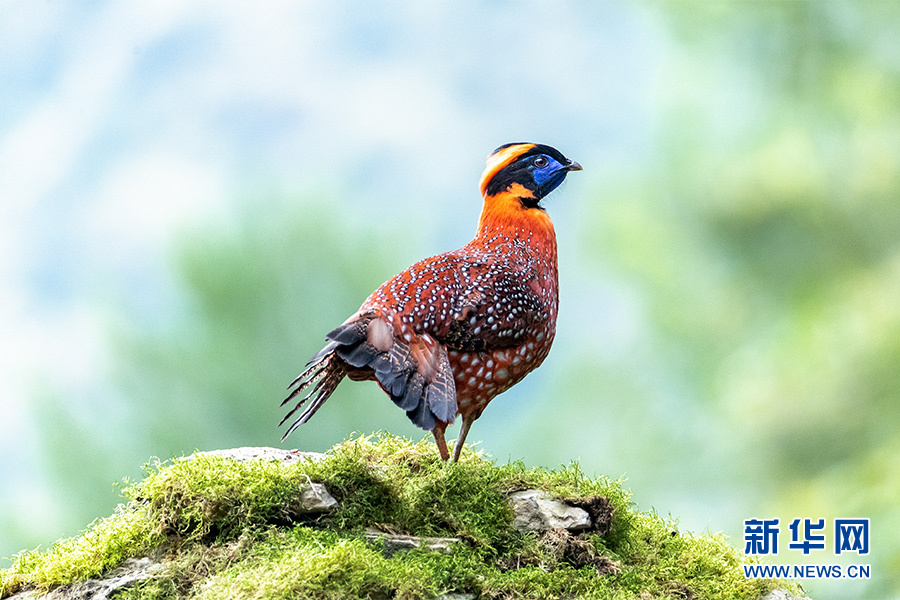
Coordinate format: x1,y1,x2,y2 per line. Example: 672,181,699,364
451,414,476,462
432,421,450,461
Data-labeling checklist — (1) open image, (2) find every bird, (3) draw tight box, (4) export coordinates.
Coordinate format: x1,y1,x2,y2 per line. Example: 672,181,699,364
280,143,581,461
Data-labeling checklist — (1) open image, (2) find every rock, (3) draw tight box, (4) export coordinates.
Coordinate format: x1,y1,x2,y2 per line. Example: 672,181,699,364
297,482,338,512
508,490,592,532
435,594,476,600
8,557,163,600
364,529,461,557
183,446,327,464
761,591,805,600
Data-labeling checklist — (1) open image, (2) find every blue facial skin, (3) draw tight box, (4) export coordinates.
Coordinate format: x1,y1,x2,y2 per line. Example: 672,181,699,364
531,155,570,198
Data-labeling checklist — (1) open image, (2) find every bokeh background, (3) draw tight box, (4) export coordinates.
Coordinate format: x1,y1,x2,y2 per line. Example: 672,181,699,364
2,2,899,598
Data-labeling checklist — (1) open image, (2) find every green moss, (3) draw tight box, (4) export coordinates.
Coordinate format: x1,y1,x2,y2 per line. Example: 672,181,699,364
0,504,161,595
114,535,257,600
195,529,438,600
0,434,792,599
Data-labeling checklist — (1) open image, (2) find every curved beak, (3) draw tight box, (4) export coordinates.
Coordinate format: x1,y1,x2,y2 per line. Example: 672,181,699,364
565,160,583,172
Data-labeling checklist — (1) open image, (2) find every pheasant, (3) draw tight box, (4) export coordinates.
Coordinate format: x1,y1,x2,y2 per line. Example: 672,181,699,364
281,143,581,461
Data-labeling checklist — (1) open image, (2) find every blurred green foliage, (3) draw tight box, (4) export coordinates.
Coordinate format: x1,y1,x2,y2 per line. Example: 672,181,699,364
597,2,900,597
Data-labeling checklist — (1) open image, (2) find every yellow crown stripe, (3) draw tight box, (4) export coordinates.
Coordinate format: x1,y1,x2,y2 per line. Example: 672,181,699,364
478,143,535,196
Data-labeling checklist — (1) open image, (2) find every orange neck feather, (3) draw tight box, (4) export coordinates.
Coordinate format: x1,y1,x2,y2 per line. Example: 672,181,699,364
475,184,556,250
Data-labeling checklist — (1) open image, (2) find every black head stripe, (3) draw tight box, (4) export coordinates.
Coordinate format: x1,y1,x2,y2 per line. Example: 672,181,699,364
530,144,569,164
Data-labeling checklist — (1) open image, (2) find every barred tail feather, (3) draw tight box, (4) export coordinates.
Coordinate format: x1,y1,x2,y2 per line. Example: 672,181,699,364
280,315,458,438
280,352,347,440
285,340,339,391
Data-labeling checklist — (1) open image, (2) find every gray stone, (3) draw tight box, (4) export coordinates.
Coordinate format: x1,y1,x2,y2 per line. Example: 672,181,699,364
508,490,592,532
298,482,338,512
435,594,476,600
364,529,460,557
8,557,163,600
183,446,327,464
761,591,805,600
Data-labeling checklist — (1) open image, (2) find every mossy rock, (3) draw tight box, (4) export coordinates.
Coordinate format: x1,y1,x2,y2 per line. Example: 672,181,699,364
0,434,797,600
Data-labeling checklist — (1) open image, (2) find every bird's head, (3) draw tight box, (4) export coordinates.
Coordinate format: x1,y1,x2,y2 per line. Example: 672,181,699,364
479,142,582,209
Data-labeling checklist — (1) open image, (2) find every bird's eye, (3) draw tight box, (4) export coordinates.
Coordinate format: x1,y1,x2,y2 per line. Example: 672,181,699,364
534,156,549,168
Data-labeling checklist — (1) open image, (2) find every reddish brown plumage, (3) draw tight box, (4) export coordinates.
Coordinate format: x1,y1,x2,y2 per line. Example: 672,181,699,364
281,143,580,461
